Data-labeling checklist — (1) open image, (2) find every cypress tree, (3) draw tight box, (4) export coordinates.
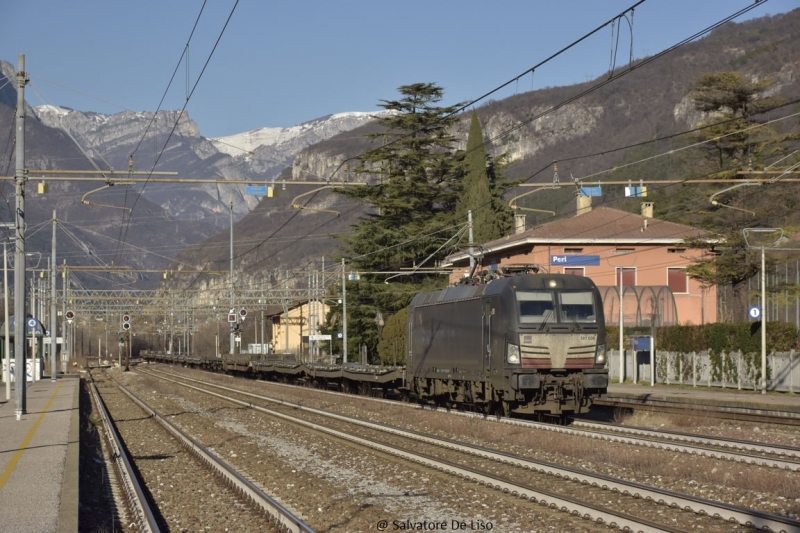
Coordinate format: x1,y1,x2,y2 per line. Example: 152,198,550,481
455,110,515,247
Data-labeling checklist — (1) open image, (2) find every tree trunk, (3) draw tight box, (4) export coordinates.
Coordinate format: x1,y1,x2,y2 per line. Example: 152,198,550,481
731,278,749,323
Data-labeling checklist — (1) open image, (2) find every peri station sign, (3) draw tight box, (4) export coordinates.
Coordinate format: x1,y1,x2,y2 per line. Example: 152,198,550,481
551,255,601,266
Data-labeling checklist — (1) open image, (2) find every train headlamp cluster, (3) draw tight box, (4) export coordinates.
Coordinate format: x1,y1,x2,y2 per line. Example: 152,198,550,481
507,343,521,364
595,344,607,366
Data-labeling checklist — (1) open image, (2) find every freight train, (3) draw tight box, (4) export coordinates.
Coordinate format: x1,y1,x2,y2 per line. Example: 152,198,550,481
146,269,608,417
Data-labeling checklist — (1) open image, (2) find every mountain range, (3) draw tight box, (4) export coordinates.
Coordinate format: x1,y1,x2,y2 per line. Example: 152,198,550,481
2,8,799,295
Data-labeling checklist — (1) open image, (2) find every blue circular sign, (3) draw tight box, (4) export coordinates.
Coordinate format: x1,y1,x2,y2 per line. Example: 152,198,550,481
27,318,37,328
748,306,761,319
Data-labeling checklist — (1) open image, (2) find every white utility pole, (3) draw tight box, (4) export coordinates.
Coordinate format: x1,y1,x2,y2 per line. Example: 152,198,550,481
51,210,57,381
4,242,10,401
342,258,347,363
468,210,475,273
618,270,624,384
229,195,235,356
761,245,767,394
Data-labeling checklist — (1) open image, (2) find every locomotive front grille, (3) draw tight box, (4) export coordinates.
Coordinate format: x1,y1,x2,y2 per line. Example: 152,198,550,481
519,334,596,369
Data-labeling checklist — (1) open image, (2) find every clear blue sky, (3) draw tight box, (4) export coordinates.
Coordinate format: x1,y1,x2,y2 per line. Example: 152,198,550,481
1,0,796,138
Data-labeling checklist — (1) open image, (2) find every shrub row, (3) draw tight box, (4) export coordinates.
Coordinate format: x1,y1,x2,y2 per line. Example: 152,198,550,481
606,322,798,353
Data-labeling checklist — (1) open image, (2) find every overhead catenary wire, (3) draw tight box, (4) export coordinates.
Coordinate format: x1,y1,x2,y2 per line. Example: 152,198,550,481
114,0,240,266
9,0,788,304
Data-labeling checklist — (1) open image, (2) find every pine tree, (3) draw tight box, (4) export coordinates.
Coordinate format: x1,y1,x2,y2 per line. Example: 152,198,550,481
689,71,783,174
331,83,465,360
684,72,788,322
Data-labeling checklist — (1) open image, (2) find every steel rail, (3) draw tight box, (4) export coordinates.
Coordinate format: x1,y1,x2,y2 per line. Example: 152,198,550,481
88,378,161,533
143,367,800,533
503,418,800,472
104,373,316,533
595,398,800,426
572,419,800,460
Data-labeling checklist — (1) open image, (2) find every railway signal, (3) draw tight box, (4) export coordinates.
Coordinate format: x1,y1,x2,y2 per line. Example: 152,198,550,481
65,310,74,324
239,308,247,320
228,312,236,323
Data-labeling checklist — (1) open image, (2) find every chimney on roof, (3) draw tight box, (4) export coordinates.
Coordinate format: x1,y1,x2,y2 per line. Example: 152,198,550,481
514,213,526,234
576,192,592,216
641,202,654,219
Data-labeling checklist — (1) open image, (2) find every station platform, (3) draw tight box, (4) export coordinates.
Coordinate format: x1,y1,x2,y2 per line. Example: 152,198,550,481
604,382,800,422
0,375,79,533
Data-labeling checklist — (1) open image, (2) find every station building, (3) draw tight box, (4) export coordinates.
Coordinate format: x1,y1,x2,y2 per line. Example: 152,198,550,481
444,201,717,326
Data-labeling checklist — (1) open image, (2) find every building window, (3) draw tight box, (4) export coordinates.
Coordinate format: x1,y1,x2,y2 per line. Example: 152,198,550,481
668,267,688,293
613,247,635,255
616,267,636,287
564,248,583,254
565,267,584,276
667,248,686,254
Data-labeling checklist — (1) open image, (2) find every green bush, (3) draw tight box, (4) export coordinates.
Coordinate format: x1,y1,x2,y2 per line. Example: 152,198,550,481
605,322,798,354
377,307,407,366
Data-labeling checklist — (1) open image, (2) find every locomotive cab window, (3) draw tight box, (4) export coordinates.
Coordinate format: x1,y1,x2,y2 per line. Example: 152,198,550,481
559,291,596,323
517,291,554,323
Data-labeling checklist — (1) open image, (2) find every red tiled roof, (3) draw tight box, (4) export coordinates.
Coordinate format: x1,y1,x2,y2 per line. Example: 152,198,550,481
509,206,706,242
446,206,710,263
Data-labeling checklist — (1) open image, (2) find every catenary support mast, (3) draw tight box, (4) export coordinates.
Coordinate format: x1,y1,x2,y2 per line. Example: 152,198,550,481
14,54,28,419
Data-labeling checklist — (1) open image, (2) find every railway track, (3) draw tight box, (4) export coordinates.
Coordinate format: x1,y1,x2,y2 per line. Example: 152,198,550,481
88,376,160,533
509,417,800,471
174,363,800,472
594,398,800,427
91,370,315,533
141,366,800,533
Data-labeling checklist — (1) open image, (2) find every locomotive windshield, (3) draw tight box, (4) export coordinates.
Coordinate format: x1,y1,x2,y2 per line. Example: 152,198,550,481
559,291,597,323
517,290,555,323
516,290,597,324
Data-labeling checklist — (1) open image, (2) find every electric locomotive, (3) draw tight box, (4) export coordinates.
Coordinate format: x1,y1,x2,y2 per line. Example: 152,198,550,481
406,268,608,416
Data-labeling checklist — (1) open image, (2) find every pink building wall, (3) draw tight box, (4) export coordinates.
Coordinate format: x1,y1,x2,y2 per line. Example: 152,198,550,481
452,244,716,325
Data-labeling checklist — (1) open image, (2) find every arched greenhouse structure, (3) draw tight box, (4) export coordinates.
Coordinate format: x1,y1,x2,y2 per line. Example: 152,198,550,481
599,285,678,327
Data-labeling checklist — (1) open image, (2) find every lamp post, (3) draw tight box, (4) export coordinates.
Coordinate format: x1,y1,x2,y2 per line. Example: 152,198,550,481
743,228,784,395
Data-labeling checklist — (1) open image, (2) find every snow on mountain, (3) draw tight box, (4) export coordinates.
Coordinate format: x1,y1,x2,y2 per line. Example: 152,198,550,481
35,104,71,116
210,111,384,158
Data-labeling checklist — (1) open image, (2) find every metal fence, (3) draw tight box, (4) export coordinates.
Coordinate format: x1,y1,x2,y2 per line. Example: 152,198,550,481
608,349,800,393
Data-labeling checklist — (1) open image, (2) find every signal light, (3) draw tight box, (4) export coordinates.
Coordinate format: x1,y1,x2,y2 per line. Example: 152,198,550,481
65,310,75,323
122,314,131,323
122,322,131,331
239,308,247,319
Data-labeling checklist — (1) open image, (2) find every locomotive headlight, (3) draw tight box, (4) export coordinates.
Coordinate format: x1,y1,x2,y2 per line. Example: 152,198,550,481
507,343,521,364
595,344,607,366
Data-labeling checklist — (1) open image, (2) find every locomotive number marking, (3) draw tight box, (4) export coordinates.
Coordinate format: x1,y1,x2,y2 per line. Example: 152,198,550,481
579,335,597,341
